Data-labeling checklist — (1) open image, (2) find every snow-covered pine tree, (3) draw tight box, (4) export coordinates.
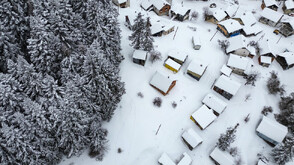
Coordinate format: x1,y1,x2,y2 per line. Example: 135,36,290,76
276,93,294,133
217,123,239,151
271,136,294,165
142,17,154,51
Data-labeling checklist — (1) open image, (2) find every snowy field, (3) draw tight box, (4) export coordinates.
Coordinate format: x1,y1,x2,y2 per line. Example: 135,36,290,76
60,0,294,164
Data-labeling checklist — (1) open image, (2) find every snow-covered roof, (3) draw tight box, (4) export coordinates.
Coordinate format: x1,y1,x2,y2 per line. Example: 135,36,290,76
260,8,284,23
247,46,257,56
178,153,192,165
187,60,208,76
257,160,268,165
151,22,174,34
218,19,243,33
226,35,247,53
258,39,274,56
227,54,250,70
182,128,203,149
260,56,272,64
117,0,127,3
167,50,188,63
214,75,241,95
235,11,257,26
192,34,201,45
256,116,288,144
133,50,147,60
150,71,174,94
277,51,294,65
158,153,176,165
220,65,232,77
202,93,227,115
191,105,217,129
285,0,294,10
242,24,263,36
210,147,235,165
263,0,278,7
225,5,239,18
141,0,153,10
165,58,181,71
171,6,191,16
211,9,227,21
152,0,170,10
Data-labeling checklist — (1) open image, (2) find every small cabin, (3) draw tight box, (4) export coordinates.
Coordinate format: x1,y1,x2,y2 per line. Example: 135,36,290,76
205,9,227,24
190,105,217,130
158,153,176,165
259,8,284,27
133,50,147,66
192,35,201,50
283,0,294,14
151,23,175,37
150,71,176,96
186,60,208,81
202,93,227,116
241,24,263,37
226,35,249,56
261,0,278,11
217,19,242,38
171,8,191,22
276,51,294,70
256,116,288,146
227,54,250,76
210,147,235,165
112,0,130,8
220,64,232,77
153,0,171,16
258,56,272,67
279,20,294,37
167,50,188,65
177,153,192,165
164,58,181,73
182,128,203,150
213,75,241,100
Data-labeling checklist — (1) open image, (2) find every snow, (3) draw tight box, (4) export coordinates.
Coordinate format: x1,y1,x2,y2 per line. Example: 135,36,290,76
211,9,227,22
285,0,294,10
242,24,263,36
152,0,170,10
214,75,242,96
256,116,288,144
258,39,274,56
133,50,147,60
209,147,235,165
202,93,228,115
218,19,243,33
247,46,257,56
227,54,250,71
257,160,268,165
220,65,232,77
263,0,278,7
165,58,181,71
177,152,192,165
260,8,284,23
191,105,217,130
167,49,188,63
225,5,239,18
186,60,208,76
158,153,176,165
226,35,247,53
149,71,174,94
182,128,203,149
141,0,152,10
192,34,201,46
118,0,128,4
260,56,272,64
171,5,190,16
234,11,257,26
277,51,294,65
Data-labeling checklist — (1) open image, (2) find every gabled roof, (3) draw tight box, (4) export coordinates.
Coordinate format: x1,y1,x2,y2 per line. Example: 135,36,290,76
191,105,217,129
226,35,247,53
285,0,294,10
151,22,174,34
187,60,208,76
214,75,241,95
182,128,203,149
152,0,170,10
167,49,188,62
133,50,147,60
210,147,235,165
171,6,191,16
202,93,227,115
256,116,288,144
225,5,239,18
150,71,174,94
277,51,294,65
260,8,284,23
141,0,153,10
211,9,227,21
220,65,232,77
237,11,257,26
158,153,176,165
178,153,192,165
218,19,243,33
247,45,257,56
227,54,250,70
165,58,181,70
242,24,263,36
258,39,274,56
263,0,278,7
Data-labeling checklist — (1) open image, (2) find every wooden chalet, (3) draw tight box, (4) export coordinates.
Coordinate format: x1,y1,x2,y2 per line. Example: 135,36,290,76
276,51,294,70
182,128,203,150
227,54,250,76
210,147,235,165
132,50,147,66
258,40,275,67
256,116,288,146
190,105,217,130
164,58,181,73
192,34,201,50
261,0,278,11
151,23,175,37
112,0,130,8
279,20,294,37
170,7,191,22
217,19,242,38
149,71,176,96
283,0,294,14
152,0,171,16
186,60,208,81
224,5,239,18
226,35,249,56
167,50,188,65
241,24,263,37
202,93,227,116
213,75,241,100
177,153,192,165
205,9,227,24
233,11,257,26
259,8,284,27
158,153,176,165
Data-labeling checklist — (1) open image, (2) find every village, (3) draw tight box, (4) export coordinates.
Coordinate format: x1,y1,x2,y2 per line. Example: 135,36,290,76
60,0,294,165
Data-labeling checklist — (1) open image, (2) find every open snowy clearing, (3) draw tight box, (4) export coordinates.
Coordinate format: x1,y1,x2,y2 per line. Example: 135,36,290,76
60,0,294,164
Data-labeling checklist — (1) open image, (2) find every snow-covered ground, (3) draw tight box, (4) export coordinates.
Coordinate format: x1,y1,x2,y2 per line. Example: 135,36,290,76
60,0,294,164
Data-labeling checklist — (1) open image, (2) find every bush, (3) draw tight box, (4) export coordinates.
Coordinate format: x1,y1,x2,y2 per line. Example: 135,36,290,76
261,106,273,116
149,50,162,63
229,147,239,157
267,71,285,95
218,40,230,54
243,72,259,86
217,123,239,151
117,148,122,153
172,101,177,109
137,92,144,98
191,11,199,21
153,97,162,107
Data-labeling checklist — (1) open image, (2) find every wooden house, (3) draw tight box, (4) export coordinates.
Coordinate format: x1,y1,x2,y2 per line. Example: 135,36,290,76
241,24,263,37
261,0,278,11
167,50,188,65
226,35,249,56
202,93,228,116
256,116,288,146
217,19,243,38
213,75,241,100
164,58,181,73
205,9,227,24
210,147,235,165
279,20,294,37
220,64,232,77
152,0,171,16
276,51,294,70
133,50,147,66
112,0,130,8
150,71,176,96
182,128,203,150
170,8,191,22
177,153,192,165
233,11,257,26
259,8,284,27
259,56,272,67
158,153,176,165
141,0,153,11
186,60,208,81
190,105,217,130
192,34,201,50
227,54,250,76
224,5,239,18
258,40,275,67
283,0,294,14
151,23,175,37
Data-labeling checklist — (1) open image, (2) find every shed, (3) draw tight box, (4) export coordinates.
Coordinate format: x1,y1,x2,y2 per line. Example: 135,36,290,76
276,51,294,70
190,105,217,130
227,54,250,76
158,153,176,165
217,19,243,37
283,0,294,14
167,50,188,65
192,34,201,50
133,50,147,66
213,75,241,100
182,128,203,150
150,71,176,96
256,116,288,146
261,0,278,11
112,0,130,8
151,23,175,37
242,24,263,37
164,58,181,73
152,0,171,16
202,93,227,116
186,60,208,81
259,8,284,27
220,64,232,77
205,9,227,24
170,7,191,22
210,147,235,165
177,153,192,165
226,35,249,56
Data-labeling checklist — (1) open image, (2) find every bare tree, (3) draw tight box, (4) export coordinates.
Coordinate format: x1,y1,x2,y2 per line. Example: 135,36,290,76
218,40,230,54
149,50,162,63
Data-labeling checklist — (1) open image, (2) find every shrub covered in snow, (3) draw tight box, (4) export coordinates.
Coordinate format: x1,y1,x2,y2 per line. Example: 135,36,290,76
153,97,162,107
218,40,230,54
217,123,239,151
261,106,273,116
271,136,294,165
267,71,285,95
149,50,162,63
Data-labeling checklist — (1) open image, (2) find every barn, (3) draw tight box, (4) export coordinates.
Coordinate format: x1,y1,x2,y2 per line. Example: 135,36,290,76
205,9,227,24
279,20,294,37
170,7,191,22
158,153,175,165
167,50,188,65
210,147,235,165
152,0,171,16
149,71,176,96
226,35,249,56
151,23,175,37
177,153,192,165
213,75,241,100
261,0,278,11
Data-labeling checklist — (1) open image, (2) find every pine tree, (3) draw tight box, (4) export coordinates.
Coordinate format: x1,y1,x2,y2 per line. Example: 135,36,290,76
271,136,294,165
217,123,239,151
276,93,294,133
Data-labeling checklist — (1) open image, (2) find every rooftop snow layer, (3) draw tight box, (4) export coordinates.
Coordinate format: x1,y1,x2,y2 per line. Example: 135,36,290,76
220,65,232,76
263,0,278,7
226,35,247,53
177,152,192,165
202,93,227,115
167,49,188,62
210,147,235,165
165,58,181,70
141,0,153,10
235,11,257,26
158,153,176,165
260,56,272,64
133,50,147,60
285,0,294,9
150,71,174,94
242,24,263,36
260,8,283,23
191,105,217,129
258,39,274,56
211,9,227,21
227,54,250,70
187,60,208,76
218,19,243,33
214,75,241,95
182,128,203,149
257,160,268,165
277,51,294,65
152,0,170,10
225,5,239,18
